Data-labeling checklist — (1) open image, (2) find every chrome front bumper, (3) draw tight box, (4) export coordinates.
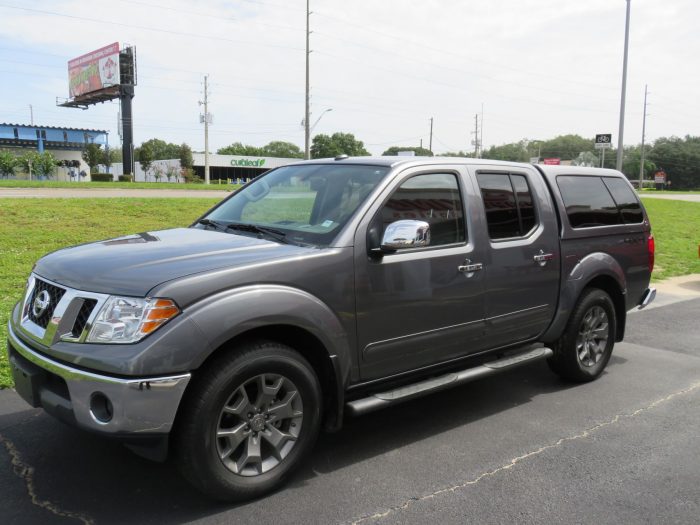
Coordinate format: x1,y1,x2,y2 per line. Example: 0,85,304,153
7,322,191,435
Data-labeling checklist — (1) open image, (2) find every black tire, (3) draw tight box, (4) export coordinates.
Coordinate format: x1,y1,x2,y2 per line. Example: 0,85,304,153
174,341,322,501
548,288,617,383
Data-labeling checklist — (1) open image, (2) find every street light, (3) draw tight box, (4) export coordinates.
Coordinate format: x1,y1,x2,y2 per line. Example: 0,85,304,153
616,0,631,171
310,108,333,135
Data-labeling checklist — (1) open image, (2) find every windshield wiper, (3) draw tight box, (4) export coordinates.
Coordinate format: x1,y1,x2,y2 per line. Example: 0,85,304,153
197,218,229,231
225,223,289,244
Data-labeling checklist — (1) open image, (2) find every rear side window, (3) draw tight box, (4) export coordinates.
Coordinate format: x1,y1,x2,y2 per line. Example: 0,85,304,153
603,177,644,223
556,176,621,228
477,173,537,239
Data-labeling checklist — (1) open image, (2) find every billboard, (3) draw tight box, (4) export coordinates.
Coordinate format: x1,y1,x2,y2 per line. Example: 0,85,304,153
543,158,561,165
68,43,121,98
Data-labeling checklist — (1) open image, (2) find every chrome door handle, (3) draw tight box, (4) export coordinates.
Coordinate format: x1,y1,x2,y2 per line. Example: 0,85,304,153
458,261,483,274
533,250,554,266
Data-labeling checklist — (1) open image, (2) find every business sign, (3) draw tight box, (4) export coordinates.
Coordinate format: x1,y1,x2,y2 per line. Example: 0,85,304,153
68,43,121,98
595,133,612,149
654,170,667,184
230,158,266,167
530,157,540,164
543,158,561,165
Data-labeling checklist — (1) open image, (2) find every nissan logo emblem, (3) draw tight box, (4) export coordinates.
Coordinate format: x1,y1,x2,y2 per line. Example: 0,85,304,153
32,290,51,318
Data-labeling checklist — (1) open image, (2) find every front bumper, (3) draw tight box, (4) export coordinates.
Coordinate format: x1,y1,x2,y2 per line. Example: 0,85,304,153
7,322,191,436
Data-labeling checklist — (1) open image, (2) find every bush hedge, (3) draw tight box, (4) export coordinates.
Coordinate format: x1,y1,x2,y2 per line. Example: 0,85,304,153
90,173,114,182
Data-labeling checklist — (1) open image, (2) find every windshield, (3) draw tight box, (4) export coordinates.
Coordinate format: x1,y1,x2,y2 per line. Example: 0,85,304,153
201,164,390,246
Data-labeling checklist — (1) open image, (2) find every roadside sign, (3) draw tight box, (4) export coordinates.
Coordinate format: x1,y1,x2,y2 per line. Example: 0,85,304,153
530,157,539,164
595,134,613,149
654,171,666,184
543,158,561,165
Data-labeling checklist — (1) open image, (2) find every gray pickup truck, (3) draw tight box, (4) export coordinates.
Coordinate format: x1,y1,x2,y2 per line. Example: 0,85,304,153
7,156,655,500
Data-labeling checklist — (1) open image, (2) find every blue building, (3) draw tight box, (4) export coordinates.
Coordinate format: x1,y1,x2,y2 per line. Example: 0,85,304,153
0,123,109,180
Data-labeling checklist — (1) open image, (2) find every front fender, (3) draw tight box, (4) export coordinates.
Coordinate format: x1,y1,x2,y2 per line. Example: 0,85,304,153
540,252,626,343
185,284,351,375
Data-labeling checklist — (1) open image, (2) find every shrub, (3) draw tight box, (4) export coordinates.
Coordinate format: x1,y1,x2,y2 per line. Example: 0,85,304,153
90,173,114,182
118,175,134,182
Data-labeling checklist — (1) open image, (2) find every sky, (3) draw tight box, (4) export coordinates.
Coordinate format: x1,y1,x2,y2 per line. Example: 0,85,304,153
0,0,698,156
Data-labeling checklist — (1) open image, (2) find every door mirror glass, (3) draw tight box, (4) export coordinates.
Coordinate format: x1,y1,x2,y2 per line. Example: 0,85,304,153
381,220,431,251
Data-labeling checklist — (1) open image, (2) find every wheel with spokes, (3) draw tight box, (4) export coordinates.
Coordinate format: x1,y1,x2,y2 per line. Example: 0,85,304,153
175,341,321,501
548,288,616,382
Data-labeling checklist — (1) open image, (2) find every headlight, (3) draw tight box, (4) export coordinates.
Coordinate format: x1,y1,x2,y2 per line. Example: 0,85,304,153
87,296,180,344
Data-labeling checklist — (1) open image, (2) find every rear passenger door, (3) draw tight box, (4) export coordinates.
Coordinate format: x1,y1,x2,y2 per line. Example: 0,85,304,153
471,166,561,349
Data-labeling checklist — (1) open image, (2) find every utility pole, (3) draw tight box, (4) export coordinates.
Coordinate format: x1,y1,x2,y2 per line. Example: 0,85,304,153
429,117,433,154
471,113,480,157
638,84,649,189
304,0,311,159
200,75,210,184
616,0,631,171
29,104,33,125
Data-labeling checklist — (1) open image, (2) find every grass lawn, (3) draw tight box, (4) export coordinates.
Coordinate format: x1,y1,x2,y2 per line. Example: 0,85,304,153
642,198,700,281
0,180,238,190
0,196,698,389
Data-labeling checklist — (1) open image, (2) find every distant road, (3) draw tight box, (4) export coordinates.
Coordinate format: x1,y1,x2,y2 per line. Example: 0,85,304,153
0,188,230,198
640,193,700,202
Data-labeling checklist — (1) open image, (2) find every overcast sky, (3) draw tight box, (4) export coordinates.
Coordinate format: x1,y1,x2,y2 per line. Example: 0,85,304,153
1,0,698,156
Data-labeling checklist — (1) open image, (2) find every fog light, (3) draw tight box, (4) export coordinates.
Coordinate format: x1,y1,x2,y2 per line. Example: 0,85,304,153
90,392,113,423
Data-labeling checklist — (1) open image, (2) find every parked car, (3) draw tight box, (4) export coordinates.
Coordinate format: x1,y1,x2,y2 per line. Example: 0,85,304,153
7,156,655,501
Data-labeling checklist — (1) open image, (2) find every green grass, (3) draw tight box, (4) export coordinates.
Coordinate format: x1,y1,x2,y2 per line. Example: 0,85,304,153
1,196,699,389
642,198,700,281
0,198,219,388
0,179,239,190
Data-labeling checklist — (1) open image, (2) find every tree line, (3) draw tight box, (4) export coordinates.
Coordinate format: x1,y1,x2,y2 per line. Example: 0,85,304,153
2,133,698,189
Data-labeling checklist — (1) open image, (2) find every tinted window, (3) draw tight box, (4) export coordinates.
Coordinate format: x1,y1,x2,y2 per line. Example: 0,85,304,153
477,173,537,239
557,176,621,228
381,173,465,247
603,177,643,223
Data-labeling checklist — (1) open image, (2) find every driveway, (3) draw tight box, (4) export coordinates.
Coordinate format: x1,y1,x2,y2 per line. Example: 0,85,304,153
1,277,700,524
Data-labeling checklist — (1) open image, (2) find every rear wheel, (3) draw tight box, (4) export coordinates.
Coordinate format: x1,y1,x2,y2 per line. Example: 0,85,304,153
548,288,617,382
175,341,322,501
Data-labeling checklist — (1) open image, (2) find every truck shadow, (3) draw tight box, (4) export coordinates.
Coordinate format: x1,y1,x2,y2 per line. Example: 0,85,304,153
0,360,612,524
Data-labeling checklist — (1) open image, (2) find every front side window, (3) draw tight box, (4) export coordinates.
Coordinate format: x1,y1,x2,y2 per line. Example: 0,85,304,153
477,172,538,239
379,173,466,247
204,164,389,246
557,175,622,228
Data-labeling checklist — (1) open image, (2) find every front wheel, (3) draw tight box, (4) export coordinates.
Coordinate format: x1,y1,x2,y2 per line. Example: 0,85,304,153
548,288,617,382
174,341,322,501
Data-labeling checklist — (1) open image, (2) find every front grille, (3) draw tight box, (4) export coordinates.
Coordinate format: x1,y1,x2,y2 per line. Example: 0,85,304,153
71,299,98,338
27,279,66,328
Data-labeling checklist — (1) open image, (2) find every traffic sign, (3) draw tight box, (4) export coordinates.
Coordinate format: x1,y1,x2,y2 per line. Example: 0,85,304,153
595,134,612,149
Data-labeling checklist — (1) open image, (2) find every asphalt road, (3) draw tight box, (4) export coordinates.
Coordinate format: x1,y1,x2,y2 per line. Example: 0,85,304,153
2,286,700,524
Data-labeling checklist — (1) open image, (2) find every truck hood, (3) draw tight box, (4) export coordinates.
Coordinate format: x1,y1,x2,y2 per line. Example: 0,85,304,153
33,228,313,297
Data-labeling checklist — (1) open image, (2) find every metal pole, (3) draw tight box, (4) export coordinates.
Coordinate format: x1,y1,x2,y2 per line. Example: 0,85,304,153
474,114,479,157
204,75,210,185
601,147,605,168
429,117,433,153
29,104,33,125
638,83,648,189
616,0,631,171
304,0,311,159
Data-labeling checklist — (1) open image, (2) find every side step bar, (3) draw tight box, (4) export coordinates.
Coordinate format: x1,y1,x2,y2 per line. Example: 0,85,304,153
346,346,553,416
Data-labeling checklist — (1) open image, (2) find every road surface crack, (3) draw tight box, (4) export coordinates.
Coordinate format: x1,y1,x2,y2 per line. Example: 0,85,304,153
0,432,94,525
348,380,700,525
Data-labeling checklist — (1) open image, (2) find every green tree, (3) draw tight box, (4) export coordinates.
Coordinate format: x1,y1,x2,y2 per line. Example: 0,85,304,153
310,132,370,159
82,143,103,173
0,150,16,178
382,146,433,156
538,134,595,160
482,140,529,162
135,138,181,161
647,135,700,189
261,141,303,158
179,143,193,170
217,142,263,156
139,141,155,181
34,152,58,179
17,151,40,177
439,150,475,158
571,151,600,167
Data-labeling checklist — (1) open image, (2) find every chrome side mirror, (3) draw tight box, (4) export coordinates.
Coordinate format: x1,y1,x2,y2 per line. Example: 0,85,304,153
381,220,431,251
